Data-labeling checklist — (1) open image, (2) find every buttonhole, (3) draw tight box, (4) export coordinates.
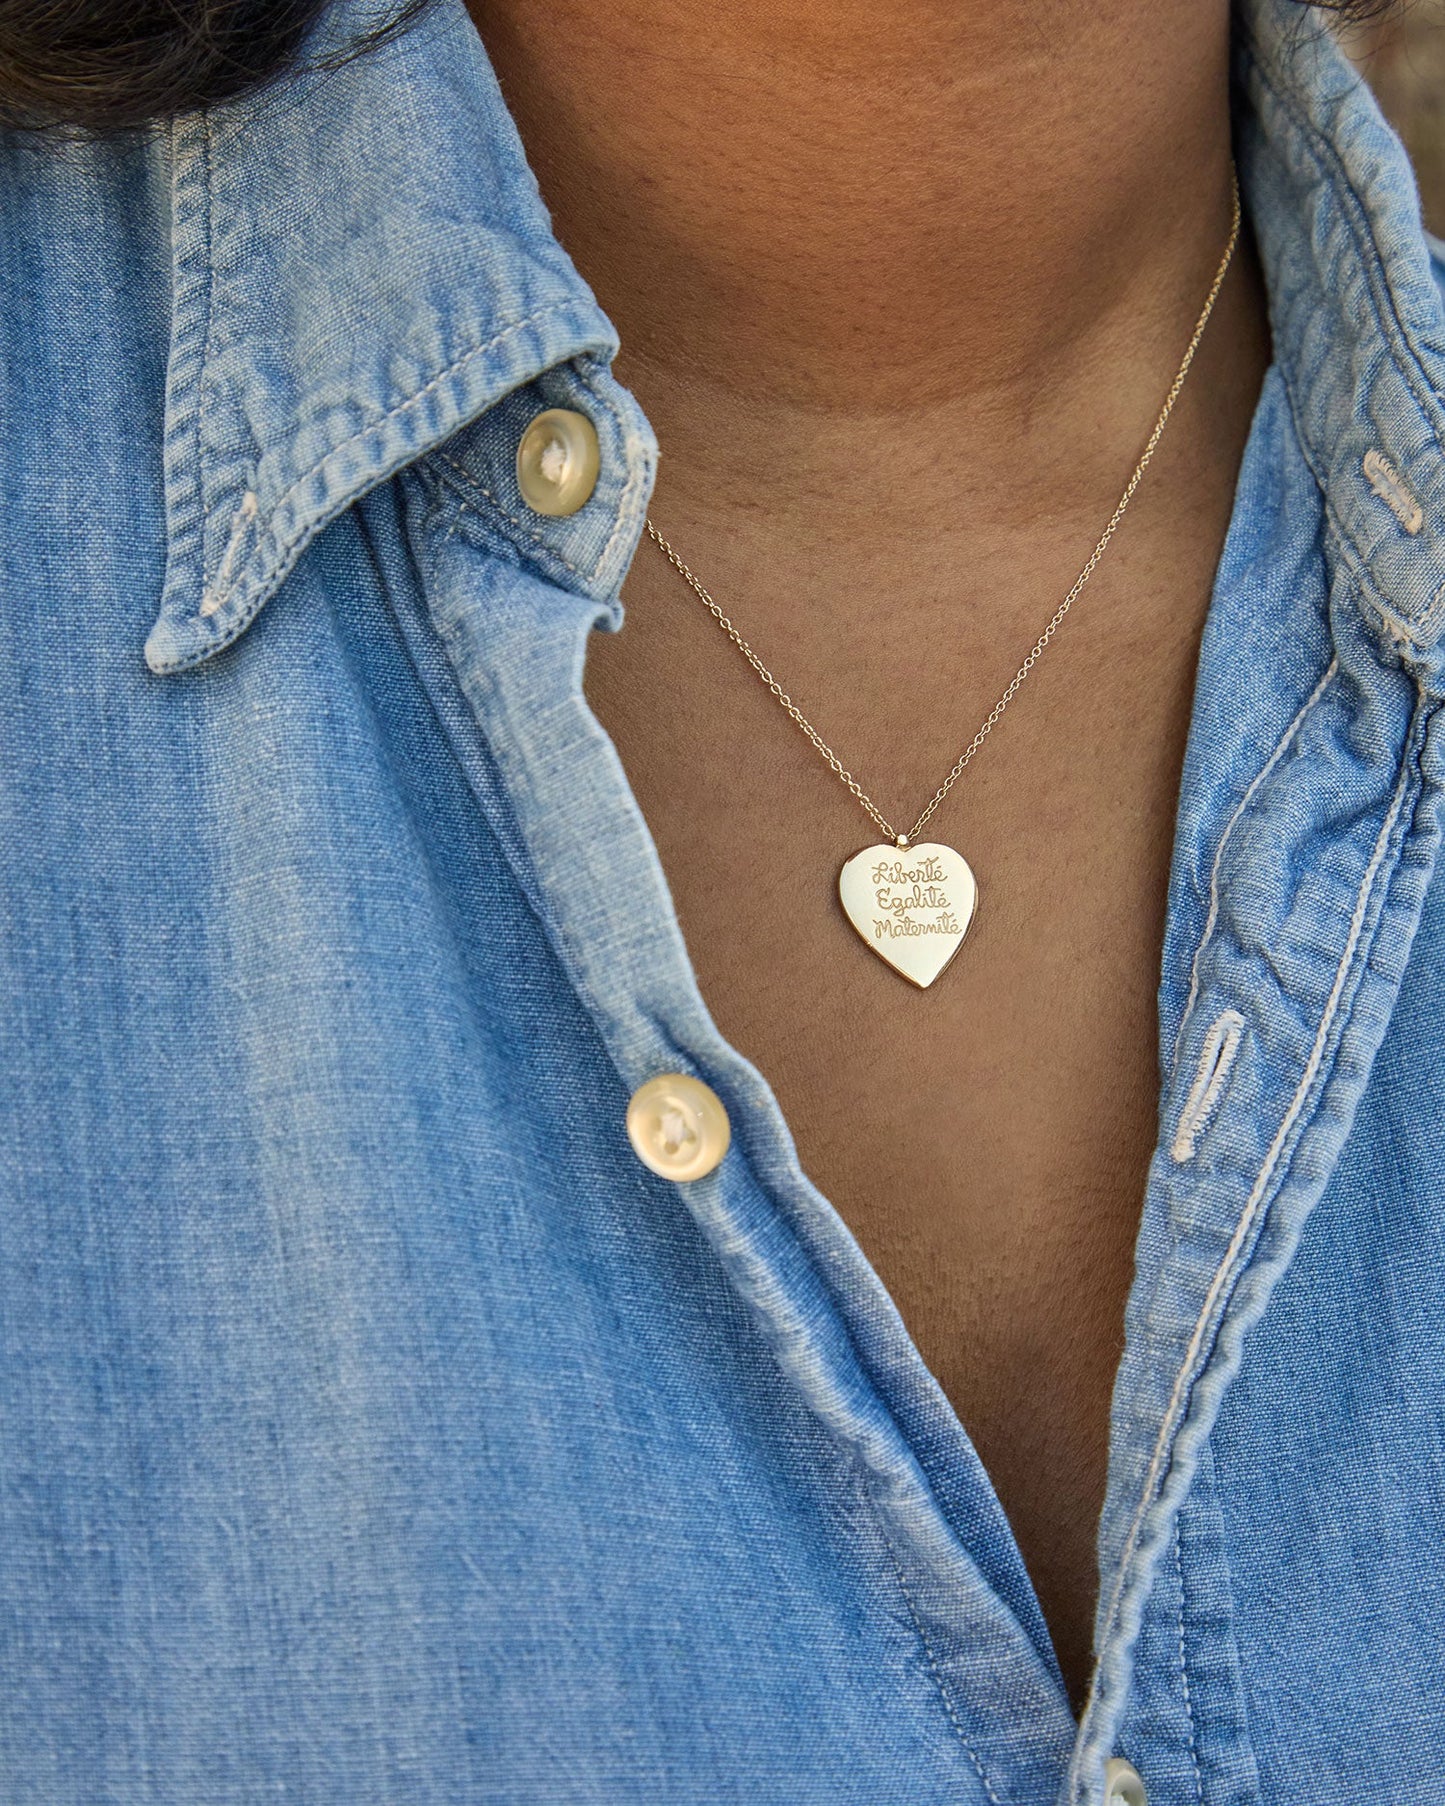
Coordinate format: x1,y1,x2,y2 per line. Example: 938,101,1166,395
1171,1009,1246,1164
199,491,259,619
1362,449,1423,535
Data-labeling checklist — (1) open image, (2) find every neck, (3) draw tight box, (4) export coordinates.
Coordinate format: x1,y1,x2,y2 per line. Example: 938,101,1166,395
469,0,1265,536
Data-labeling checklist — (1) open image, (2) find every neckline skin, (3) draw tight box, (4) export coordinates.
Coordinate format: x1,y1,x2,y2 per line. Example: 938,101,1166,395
464,0,1265,572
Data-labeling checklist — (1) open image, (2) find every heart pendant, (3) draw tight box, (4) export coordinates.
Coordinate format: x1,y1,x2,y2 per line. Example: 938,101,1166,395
838,841,978,988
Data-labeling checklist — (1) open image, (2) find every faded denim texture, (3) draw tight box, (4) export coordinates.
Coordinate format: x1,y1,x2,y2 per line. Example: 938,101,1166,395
2,0,1444,1800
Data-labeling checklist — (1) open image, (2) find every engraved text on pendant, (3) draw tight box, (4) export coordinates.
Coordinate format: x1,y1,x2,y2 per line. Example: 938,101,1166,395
838,841,978,988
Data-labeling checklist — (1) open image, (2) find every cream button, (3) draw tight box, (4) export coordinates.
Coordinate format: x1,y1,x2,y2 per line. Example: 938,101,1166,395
626,1074,731,1182
516,407,600,516
1103,1757,1147,1806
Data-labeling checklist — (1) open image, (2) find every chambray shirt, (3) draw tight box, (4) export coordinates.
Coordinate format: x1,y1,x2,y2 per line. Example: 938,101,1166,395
4,0,1445,1800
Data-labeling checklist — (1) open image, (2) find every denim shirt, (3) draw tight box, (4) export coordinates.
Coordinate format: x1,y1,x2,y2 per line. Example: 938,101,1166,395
3,0,1445,1800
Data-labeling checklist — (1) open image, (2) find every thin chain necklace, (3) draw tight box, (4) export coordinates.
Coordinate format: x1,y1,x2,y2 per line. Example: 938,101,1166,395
645,167,1242,989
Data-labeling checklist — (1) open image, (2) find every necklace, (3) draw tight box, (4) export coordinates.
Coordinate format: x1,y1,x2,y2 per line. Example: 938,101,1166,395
645,167,1241,988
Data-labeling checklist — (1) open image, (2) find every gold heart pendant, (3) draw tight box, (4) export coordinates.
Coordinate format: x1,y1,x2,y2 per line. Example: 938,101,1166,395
837,842,978,988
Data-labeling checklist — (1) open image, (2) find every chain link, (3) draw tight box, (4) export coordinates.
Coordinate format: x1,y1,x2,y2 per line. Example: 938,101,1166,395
646,164,1241,849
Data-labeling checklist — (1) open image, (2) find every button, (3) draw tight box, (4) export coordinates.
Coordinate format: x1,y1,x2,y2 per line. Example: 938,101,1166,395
626,1074,731,1181
516,407,600,516
1103,1758,1146,1806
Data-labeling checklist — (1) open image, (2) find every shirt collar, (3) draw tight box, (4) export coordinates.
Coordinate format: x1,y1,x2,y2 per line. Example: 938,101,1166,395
146,0,1445,682
145,0,656,674
1239,0,1445,678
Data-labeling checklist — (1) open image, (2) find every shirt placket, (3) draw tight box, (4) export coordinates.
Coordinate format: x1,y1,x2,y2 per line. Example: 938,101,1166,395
1072,520,1445,1803
397,407,1090,1802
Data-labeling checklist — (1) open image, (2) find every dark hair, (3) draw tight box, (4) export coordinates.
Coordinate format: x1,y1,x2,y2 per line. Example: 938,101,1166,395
0,0,431,130
0,0,1407,133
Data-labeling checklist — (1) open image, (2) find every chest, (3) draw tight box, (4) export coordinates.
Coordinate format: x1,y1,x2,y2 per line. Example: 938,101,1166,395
584,525,1208,1286
582,517,1221,1701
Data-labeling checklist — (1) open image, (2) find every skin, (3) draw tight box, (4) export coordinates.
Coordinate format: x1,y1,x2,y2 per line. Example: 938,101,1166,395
468,0,1272,1713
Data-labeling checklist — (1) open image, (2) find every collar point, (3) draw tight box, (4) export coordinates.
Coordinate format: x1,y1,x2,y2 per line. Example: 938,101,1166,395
144,615,213,676
144,591,258,675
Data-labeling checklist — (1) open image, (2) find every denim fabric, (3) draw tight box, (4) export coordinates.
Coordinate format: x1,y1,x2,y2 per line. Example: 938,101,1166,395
2,0,1444,1800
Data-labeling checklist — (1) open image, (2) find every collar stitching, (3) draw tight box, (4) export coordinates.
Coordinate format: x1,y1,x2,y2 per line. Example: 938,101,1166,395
410,354,651,602
1244,32,1445,439
159,108,219,627
1243,37,1445,653
429,448,589,580
564,353,656,589
148,296,605,676
205,297,599,622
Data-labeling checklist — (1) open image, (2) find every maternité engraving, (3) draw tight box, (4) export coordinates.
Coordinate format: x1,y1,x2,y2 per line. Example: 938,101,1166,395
872,911,961,941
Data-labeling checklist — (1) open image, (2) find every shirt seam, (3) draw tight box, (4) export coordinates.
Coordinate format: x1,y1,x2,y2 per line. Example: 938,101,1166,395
429,449,589,579
242,298,598,583
374,480,574,946
1170,656,1340,1074
565,353,652,587
1275,366,1438,653
878,1524,1007,1805
1173,1515,1205,1806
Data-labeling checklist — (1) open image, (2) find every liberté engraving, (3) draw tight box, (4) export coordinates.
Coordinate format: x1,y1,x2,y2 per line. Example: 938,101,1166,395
838,842,978,988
